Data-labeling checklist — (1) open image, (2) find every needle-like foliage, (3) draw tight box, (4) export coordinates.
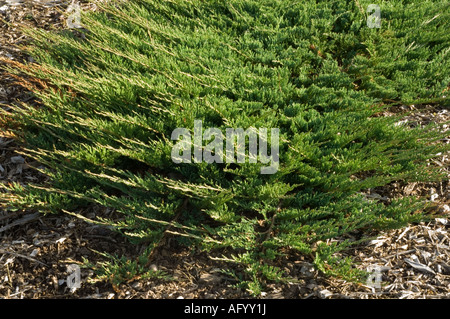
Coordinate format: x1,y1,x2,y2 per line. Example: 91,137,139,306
1,0,449,294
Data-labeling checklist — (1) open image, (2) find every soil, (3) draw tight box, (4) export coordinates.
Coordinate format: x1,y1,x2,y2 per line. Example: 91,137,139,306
0,0,449,299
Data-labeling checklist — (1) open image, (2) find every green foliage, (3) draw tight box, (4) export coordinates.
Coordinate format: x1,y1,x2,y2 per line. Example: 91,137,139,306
1,0,449,295
82,251,171,288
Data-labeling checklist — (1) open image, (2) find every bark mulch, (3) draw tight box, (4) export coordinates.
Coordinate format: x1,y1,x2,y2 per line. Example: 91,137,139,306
1,0,449,299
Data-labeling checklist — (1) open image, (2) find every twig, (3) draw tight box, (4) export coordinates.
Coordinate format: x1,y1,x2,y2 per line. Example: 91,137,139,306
0,213,40,233
0,248,49,268
0,211,27,223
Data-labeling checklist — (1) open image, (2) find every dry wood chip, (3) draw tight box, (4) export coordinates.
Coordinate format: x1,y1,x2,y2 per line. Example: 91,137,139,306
404,258,436,275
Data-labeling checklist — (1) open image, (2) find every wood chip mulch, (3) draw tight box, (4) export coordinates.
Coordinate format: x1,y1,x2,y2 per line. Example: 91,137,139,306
0,1,449,299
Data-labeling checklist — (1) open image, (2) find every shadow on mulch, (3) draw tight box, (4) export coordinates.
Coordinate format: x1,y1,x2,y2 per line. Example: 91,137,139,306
1,0,449,299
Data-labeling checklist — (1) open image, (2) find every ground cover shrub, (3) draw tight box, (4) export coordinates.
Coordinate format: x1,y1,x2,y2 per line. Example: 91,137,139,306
1,0,449,294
